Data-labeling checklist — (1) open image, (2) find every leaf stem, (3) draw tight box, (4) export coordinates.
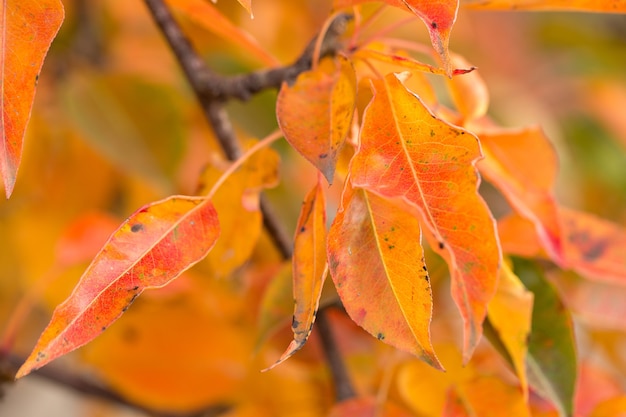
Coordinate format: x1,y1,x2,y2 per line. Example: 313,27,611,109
206,129,283,201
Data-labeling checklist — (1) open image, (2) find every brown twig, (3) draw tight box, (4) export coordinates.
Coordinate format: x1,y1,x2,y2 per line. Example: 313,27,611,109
144,0,356,403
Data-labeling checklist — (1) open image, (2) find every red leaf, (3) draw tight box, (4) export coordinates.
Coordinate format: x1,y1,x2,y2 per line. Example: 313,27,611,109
327,184,441,369
351,72,500,360
277,56,356,184
16,196,220,378
334,0,459,74
0,0,64,197
267,178,327,369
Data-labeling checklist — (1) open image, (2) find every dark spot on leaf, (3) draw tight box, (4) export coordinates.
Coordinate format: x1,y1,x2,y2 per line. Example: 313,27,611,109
101,326,107,332
319,153,328,159
430,130,435,137
132,286,139,291
292,317,300,329
438,242,445,249
377,332,385,340
388,245,395,250
36,351,45,361
300,226,306,233
431,21,437,29
425,275,430,282
422,265,428,272
131,223,144,233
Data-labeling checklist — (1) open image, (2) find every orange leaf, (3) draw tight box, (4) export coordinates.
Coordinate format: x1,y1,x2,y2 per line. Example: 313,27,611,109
327,184,442,369
445,53,488,121
355,49,450,76
0,0,64,197
334,0,458,74
486,262,533,400
560,208,626,284
267,178,327,368
277,56,356,184
166,0,278,67
351,72,500,360
458,376,531,417
200,141,279,278
497,213,545,258
235,0,253,17
478,126,563,263
462,0,626,13
16,196,220,378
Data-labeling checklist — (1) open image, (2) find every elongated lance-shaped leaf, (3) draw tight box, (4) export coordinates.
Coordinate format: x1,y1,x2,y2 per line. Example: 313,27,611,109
1,0,64,197
351,72,500,361
266,178,328,369
513,257,577,417
16,196,220,378
327,184,442,369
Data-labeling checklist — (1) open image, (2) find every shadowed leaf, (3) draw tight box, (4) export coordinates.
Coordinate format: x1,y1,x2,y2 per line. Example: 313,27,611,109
462,0,626,13
277,56,356,184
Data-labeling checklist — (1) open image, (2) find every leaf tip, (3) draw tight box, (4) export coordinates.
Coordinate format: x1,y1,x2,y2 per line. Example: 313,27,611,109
261,340,303,372
452,67,478,76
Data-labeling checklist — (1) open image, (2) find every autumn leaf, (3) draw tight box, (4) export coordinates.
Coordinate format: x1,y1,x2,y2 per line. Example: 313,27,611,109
462,0,626,13
456,376,531,417
277,56,356,184
235,0,253,17
478,126,563,263
351,72,500,361
497,213,545,258
166,0,278,66
266,178,328,369
560,207,626,284
0,0,64,197
199,141,280,278
334,0,459,74
327,184,441,369
16,196,220,378
486,262,533,400
445,53,488,121
513,258,577,417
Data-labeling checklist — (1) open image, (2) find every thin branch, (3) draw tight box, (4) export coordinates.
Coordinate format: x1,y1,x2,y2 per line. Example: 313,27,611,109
316,308,357,401
144,0,357,406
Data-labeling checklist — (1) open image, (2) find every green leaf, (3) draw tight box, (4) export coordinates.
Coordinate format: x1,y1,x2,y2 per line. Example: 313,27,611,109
513,258,577,417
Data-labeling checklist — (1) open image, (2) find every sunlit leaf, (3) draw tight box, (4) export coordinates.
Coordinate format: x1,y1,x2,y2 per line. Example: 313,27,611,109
16,196,220,378
486,262,533,399
351,72,500,361
277,56,356,183
167,0,278,66
266,179,327,369
513,258,577,417
355,49,450,76
199,141,280,278
0,0,64,197
327,184,441,369
462,0,626,13
458,376,531,417
334,0,459,74
478,126,563,263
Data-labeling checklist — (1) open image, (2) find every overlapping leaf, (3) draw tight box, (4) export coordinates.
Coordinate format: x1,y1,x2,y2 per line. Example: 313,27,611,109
0,0,64,197
327,185,441,369
277,56,356,184
267,178,327,368
167,0,278,66
16,196,220,377
334,0,459,74
445,53,489,121
199,142,279,278
478,126,563,263
462,0,626,13
486,262,533,399
513,258,577,417
351,72,500,360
